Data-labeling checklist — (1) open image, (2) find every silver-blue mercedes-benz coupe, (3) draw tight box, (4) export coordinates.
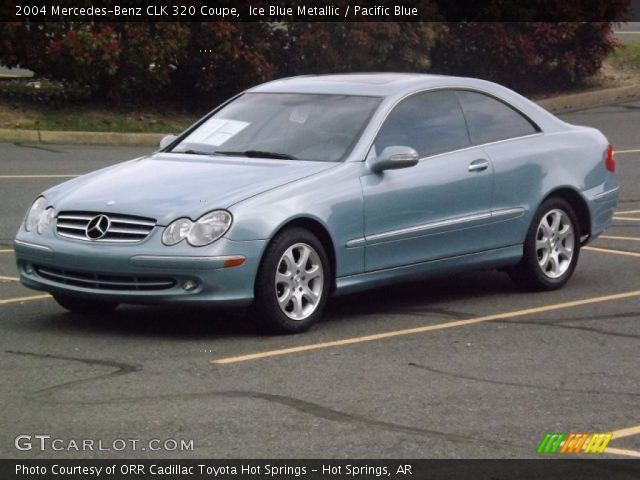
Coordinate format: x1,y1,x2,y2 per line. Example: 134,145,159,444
14,74,619,333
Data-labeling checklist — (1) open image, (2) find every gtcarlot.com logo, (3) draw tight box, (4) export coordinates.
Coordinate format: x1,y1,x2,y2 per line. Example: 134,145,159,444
537,432,612,454
14,434,194,452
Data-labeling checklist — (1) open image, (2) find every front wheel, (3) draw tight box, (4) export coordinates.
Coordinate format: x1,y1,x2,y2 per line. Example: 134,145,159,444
253,228,331,334
508,197,581,290
53,293,119,315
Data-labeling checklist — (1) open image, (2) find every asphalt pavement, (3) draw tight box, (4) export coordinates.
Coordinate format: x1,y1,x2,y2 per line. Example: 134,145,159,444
615,22,640,43
0,102,639,459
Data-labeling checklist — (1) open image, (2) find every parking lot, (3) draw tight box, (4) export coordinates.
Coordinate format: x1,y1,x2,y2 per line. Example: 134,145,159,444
0,101,639,459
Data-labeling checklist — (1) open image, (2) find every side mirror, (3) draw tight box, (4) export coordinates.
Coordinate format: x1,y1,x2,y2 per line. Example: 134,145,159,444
369,146,419,173
159,134,178,150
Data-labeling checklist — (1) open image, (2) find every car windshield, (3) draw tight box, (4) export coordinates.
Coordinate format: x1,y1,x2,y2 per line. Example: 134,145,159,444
170,93,382,162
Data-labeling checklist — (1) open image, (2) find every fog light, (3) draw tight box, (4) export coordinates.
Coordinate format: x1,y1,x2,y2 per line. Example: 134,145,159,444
182,280,198,291
24,263,34,275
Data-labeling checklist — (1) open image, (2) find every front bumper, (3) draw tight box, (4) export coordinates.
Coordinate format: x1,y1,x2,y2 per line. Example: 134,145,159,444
14,229,266,307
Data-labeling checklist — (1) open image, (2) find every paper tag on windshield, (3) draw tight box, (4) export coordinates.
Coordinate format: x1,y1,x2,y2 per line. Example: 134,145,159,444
289,106,311,124
184,119,249,145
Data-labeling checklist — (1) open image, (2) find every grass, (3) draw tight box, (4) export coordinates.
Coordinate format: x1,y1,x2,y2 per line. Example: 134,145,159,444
0,101,198,133
33,107,197,133
611,41,640,70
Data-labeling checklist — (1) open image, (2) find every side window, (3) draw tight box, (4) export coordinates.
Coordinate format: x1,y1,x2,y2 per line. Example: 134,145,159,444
456,90,539,144
374,90,470,158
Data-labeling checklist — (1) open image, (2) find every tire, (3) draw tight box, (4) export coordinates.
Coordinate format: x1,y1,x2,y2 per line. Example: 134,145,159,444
53,293,119,315
508,197,581,290
252,227,331,334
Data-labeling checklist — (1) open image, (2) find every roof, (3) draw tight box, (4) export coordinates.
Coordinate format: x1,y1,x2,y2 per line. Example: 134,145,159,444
248,73,474,97
247,73,564,133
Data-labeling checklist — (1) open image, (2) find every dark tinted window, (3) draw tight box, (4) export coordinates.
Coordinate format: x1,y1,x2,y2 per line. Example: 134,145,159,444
374,90,470,158
456,91,538,144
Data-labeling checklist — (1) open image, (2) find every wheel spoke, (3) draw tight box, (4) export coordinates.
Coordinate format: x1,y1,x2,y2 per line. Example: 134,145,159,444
302,286,319,304
276,271,292,284
558,243,572,259
282,249,296,272
305,265,322,280
548,252,560,275
277,287,294,307
291,293,304,318
297,246,311,270
549,212,561,234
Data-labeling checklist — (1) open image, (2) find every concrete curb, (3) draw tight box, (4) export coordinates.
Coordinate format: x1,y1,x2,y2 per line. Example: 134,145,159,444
1,83,640,147
0,129,165,146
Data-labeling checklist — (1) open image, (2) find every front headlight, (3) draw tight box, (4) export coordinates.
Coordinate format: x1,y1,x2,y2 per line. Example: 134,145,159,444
188,210,233,246
37,208,55,234
162,210,232,247
25,196,47,232
162,218,192,246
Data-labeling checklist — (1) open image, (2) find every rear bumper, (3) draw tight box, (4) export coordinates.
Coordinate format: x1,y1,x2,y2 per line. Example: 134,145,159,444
13,233,266,307
583,183,620,241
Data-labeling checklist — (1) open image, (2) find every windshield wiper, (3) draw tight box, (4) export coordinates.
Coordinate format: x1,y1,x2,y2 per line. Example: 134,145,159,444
179,149,215,155
213,150,297,160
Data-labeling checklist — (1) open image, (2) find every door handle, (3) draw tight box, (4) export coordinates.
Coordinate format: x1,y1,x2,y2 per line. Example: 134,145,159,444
468,159,489,172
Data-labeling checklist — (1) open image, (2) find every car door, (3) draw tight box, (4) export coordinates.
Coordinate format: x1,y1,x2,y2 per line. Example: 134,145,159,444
360,90,495,271
455,90,542,248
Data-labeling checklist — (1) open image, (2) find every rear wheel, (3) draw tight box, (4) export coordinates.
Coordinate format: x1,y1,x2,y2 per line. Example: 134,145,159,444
508,197,580,290
53,293,119,314
253,228,330,334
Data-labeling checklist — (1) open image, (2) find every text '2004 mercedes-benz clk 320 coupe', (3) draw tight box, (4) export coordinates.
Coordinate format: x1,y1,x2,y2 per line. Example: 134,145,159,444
15,74,619,333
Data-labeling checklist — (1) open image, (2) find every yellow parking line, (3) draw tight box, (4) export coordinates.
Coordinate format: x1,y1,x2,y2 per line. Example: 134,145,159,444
613,217,640,222
612,424,640,440
615,149,640,154
210,289,640,364
0,275,19,282
599,235,640,242
602,425,640,457
0,294,50,305
584,246,640,258
0,175,78,179
0,249,14,253
604,447,640,458
615,209,640,215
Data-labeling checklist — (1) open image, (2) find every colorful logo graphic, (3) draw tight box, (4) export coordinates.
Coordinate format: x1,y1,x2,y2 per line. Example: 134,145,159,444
537,432,613,454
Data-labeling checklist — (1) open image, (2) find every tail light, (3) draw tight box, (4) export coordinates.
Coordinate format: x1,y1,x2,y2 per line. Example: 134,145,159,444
605,144,615,172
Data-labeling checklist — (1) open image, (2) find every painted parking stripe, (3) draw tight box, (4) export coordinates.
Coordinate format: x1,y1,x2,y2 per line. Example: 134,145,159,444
604,447,640,458
210,289,640,364
611,424,640,440
0,249,14,253
0,275,19,282
584,246,640,258
598,235,640,242
615,209,640,215
0,294,50,305
0,174,78,179
615,149,640,154
612,217,640,222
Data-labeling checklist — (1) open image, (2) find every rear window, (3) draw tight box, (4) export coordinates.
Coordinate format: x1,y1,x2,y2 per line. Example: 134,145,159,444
456,90,539,145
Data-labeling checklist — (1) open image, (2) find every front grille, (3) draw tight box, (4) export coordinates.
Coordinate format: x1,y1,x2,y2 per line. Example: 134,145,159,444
34,265,175,291
56,211,156,243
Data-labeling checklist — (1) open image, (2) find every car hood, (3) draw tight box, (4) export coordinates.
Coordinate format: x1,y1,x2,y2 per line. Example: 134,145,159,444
46,153,337,225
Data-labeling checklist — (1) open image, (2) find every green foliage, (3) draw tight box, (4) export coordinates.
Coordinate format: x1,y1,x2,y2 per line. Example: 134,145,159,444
0,15,632,106
430,22,619,92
